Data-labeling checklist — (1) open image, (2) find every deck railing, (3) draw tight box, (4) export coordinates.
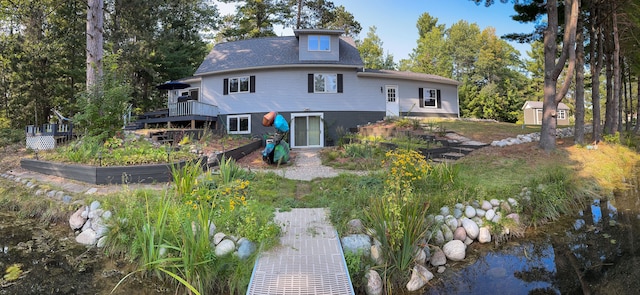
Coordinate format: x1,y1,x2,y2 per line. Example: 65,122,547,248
26,123,73,137
168,101,218,117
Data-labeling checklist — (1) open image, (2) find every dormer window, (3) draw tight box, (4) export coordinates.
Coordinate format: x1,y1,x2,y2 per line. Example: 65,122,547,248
308,35,330,51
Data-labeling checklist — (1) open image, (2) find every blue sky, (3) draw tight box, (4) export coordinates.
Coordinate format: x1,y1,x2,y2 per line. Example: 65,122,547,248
216,0,539,61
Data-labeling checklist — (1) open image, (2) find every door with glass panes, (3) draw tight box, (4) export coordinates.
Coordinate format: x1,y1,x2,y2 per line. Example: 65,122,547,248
291,113,323,148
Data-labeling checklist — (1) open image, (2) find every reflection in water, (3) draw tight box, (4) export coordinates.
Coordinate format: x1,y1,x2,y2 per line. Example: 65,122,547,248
425,175,640,295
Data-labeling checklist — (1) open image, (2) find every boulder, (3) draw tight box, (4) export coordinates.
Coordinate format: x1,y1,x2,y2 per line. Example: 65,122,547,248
365,270,383,295
478,227,491,244
481,200,493,211
69,207,88,230
475,209,486,217
341,234,371,256
453,227,467,241
406,264,433,292
213,232,227,245
490,199,500,207
215,239,235,257
485,209,496,221
445,215,458,231
461,218,479,240
76,228,98,245
464,206,476,218
371,244,384,265
237,239,256,260
442,240,466,261
452,208,463,219
429,247,446,266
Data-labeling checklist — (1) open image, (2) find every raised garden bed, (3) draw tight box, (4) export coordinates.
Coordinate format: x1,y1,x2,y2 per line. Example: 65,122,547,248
20,139,263,185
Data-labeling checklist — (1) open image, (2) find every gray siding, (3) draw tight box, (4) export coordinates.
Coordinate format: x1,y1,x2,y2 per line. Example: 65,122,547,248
298,34,340,62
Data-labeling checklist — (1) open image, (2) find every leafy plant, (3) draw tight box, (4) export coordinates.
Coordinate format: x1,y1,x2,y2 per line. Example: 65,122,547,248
171,158,204,197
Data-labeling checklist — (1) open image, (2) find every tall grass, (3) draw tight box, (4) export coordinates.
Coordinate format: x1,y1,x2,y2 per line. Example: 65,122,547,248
365,149,433,290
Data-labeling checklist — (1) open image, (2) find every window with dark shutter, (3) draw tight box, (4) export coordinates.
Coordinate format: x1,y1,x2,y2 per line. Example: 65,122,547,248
223,79,229,95
418,88,424,108
250,76,256,93
436,89,442,109
308,74,314,93
337,74,343,93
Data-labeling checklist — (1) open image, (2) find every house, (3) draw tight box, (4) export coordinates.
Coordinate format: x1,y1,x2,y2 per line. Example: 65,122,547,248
163,29,460,148
522,101,570,126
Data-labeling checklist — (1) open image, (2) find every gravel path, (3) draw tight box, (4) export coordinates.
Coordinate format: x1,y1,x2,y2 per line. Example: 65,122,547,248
248,148,368,181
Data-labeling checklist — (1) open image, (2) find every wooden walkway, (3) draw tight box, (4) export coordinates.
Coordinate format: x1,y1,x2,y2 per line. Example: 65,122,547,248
246,208,354,295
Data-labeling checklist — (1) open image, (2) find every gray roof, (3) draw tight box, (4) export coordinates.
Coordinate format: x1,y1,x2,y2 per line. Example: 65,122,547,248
357,69,461,86
194,36,363,75
523,101,570,110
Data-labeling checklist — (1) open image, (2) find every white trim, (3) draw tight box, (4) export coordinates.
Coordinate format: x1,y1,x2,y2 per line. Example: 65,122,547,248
422,88,439,109
227,114,251,134
228,76,250,94
308,35,331,51
290,112,324,148
558,109,566,120
313,73,337,93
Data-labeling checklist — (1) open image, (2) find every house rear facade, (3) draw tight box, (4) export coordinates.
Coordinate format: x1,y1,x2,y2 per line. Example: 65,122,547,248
172,29,460,148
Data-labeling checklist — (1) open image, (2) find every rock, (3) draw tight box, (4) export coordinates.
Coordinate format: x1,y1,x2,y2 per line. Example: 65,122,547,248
441,225,453,242
208,220,216,237
414,247,426,265
213,232,227,245
35,189,44,196
481,200,493,210
485,209,496,221
81,219,92,232
215,239,235,257
423,246,431,261
341,234,371,256
454,203,464,209
97,236,107,248
464,206,476,218
406,264,433,292
464,236,474,245
453,227,467,241
476,209,486,217
439,206,450,216
69,207,88,230
506,213,520,224
490,199,500,207
102,210,112,220
437,266,446,273
433,230,445,245
461,218,479,240
478,227,491,243
434,214,445,224
88,208,104,219
508,197,518,207
90,200,101,211
429,247,447,266
452,208,463,219
76,228,98,245
442,240,466,261
47,190,57,198
62,195,73,204
500,202,512,214
81,207,89,219
492,212,502,223
347,219,365,234
472,217,483,227
92,217,108,237
371,244,384,265
237,239,256,260
85,188,98,195
365,270,383,295
445,215,458,231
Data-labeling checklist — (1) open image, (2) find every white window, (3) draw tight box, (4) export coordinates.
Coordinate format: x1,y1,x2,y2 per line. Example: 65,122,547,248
558,110,566,120
423,89,438,108
229,76,250,93
308,35,330,51
314,73,337,93
227,115,251,134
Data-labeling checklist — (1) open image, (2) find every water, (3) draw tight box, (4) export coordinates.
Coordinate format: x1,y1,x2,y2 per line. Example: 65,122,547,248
425,185,640,294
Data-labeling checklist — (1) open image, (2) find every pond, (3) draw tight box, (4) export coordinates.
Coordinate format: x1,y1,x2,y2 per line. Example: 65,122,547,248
424,177,640,294
0,212,171,295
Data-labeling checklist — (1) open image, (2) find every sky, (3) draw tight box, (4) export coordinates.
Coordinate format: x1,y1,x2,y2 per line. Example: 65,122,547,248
215,0,540,61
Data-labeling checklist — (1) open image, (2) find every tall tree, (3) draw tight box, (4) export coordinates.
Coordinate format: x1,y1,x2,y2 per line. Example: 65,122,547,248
540,0,579,151
87,0,104,90
286,1,361,38
357,26,385,70
218,0,288,40
574,9,586,144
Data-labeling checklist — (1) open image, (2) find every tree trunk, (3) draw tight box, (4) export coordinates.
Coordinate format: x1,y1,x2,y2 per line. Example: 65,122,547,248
574,10,585,144
540,0,579,152
613,9,621,134
604,48,615,134
634,75,640,133
590,2,604,142
86,0,104,91
296,0,302,29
